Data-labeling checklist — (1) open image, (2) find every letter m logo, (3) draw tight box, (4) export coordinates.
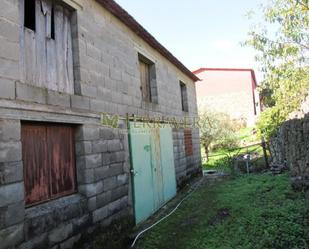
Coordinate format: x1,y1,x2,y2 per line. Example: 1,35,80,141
100,113,119,128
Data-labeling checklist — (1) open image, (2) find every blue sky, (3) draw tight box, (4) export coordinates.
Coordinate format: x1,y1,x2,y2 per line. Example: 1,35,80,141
115,0,268,82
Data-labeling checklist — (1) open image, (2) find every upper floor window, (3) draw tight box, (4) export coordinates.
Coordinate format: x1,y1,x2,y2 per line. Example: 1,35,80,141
180,81,189,112
22,0,75,94
138,54,158,103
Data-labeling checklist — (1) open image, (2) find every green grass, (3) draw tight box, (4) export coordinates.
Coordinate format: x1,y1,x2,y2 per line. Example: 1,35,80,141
135,173,309,249
236,127,258,144
202,127,264,172
202,144,264,173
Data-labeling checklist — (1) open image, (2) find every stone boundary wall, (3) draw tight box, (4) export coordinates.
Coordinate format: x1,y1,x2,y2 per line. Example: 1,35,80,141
270,113,309,196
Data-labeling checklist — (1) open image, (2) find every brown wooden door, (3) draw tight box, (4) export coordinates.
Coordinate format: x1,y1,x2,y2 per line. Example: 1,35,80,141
21,123,76,206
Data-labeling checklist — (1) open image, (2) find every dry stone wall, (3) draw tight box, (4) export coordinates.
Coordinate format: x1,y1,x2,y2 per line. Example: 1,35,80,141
270,100,309,197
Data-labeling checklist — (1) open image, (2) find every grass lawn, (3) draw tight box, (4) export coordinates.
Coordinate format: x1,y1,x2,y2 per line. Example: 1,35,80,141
135,173,308,249
201,127,268,173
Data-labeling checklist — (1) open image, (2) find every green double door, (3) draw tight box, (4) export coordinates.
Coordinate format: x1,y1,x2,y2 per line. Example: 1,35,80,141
129,122,177,224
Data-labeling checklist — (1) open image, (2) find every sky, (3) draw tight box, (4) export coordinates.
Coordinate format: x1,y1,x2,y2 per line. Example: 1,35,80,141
115,0,269,83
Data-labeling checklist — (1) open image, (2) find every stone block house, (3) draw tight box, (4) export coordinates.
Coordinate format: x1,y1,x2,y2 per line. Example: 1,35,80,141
193,68,261,126
0,0,201,248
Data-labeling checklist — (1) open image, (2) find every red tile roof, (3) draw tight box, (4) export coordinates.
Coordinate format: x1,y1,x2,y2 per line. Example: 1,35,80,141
96,0,200,82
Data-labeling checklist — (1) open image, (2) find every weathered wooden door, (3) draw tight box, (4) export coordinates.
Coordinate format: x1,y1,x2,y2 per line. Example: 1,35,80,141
129,122,176,224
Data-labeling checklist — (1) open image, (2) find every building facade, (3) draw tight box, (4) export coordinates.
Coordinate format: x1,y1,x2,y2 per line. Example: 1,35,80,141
193,68,260,126
0,0,201,248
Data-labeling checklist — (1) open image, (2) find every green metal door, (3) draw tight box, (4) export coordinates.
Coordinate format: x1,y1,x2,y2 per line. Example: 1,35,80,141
129,122,177,224
129,122,155,223
150,128,164,210
160,126,177,202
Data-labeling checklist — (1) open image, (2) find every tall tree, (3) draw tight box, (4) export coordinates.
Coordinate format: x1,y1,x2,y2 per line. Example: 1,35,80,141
245,0,309,139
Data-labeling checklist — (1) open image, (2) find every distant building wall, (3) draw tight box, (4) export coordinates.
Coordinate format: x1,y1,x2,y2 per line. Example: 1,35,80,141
195,69,260,126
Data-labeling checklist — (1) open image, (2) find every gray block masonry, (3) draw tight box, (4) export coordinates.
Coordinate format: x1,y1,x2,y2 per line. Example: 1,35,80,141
0,0,202,248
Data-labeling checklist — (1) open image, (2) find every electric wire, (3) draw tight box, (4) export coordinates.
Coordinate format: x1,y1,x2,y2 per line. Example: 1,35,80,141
130,178,204,248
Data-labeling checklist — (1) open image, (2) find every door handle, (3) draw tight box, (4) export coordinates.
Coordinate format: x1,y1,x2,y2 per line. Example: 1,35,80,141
130,169,139,176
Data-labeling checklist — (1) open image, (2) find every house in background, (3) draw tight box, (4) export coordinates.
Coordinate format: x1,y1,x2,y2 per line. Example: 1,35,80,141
193,68,261,126
0,0,201,248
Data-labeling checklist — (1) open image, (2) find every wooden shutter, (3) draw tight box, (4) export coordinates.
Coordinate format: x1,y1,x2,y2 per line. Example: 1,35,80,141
47,125,76,199
22,123,76,206
22,124,49,205
184,129,193,156
22,0,74,93
139,60,151,102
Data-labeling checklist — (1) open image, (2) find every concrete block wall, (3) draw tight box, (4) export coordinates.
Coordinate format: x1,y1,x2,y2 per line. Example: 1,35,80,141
0,0,201,247
0,0,19,101
75,124,130,224
0,120,131,249
173,128,201,187
0,119,24,249
75,0,198,118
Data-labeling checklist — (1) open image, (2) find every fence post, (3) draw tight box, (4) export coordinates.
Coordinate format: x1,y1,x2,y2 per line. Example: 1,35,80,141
261,138,270,168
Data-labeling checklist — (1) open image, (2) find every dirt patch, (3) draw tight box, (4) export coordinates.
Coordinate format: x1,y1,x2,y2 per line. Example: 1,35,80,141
208,208,230,226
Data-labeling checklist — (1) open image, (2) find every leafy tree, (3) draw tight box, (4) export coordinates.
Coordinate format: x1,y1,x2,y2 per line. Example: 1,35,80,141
245,0,309,139
199,110,239,161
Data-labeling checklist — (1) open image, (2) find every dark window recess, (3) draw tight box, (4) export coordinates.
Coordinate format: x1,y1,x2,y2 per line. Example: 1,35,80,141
24,0,36,31
184,129,193,156
180,81,189,112
51,5,55,39
21,123,76,206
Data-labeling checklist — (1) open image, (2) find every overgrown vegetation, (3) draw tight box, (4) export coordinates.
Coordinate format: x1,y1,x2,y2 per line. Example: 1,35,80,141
245,0,309,139
202,127,265,174
199,110,242,161
135,173,309,249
